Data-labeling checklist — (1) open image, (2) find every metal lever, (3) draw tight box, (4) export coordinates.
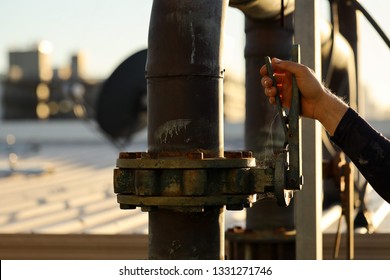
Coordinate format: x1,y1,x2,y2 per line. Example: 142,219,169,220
287,44,303,191
264,44,303,206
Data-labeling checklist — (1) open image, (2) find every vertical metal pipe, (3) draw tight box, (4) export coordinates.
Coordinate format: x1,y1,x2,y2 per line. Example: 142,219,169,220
244,15,295,232
146,0,226,158
146,0,228,259
149,208,225,260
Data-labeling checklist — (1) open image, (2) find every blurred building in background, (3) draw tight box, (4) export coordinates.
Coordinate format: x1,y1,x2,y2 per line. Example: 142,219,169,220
1,41,245,124
1,40,102,120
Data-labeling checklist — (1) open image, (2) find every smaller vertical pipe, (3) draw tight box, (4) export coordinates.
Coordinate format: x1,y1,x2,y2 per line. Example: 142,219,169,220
244,14,295,232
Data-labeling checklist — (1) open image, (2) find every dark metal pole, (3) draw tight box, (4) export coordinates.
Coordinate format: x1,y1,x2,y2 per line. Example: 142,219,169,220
146,0,228,259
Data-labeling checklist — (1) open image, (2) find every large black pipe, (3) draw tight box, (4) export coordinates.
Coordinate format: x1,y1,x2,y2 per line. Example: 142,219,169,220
146,0,228,259
147,0,226,158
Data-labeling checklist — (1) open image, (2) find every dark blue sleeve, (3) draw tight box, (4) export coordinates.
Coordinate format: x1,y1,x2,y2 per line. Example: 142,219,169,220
330,108,390,204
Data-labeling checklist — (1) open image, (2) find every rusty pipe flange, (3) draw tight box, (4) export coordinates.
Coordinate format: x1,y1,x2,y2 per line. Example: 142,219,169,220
114,150,260,212
113,150,294,211
114,151,255,196
114,167,255,197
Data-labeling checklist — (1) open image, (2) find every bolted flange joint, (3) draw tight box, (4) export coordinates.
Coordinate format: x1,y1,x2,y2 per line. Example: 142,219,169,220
113,150,294,212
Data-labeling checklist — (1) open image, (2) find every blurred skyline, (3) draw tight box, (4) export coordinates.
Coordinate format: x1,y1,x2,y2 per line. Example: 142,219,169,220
0,0,246,79
0,0,389,116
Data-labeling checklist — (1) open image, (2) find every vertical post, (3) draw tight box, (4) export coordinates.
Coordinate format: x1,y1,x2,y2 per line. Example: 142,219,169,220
345,162,355,259
294,0,323,260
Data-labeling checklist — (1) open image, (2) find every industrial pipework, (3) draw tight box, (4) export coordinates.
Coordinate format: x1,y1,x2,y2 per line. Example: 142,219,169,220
113,0,302,259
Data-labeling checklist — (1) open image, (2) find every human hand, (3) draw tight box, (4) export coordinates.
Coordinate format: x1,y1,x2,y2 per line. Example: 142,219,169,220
259,57,326,120
259,57,349,135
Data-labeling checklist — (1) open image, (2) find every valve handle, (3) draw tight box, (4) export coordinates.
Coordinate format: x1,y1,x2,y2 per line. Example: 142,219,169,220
264,44,303,206
287,44,303,191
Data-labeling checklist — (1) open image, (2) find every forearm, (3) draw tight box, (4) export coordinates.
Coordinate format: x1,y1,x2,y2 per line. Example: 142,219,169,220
331,108,390,204
314,88,349,136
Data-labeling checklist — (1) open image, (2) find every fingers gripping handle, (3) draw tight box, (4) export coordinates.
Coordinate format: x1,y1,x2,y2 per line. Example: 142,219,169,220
263,44,303,206
264,56,289,142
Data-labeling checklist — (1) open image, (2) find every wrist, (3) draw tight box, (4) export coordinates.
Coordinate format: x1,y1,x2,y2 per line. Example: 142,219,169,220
315,88,349,136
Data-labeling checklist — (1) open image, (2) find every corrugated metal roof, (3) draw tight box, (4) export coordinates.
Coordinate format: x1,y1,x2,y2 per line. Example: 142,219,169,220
0,121,247,234
0,120,389,235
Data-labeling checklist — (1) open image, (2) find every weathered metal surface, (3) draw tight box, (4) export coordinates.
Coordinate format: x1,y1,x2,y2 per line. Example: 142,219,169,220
146,0,226,158
114,150,283,211
149,208,225,260
145,0,228,260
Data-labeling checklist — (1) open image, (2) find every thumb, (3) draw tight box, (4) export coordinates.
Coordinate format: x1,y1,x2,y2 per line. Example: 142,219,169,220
272,58,301,76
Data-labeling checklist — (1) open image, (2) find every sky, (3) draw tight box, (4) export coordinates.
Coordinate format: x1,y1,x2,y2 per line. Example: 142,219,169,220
0,0,389,117
0,0,245,78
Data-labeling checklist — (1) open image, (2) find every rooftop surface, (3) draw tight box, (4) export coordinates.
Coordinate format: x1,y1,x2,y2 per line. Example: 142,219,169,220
1,119,389,236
